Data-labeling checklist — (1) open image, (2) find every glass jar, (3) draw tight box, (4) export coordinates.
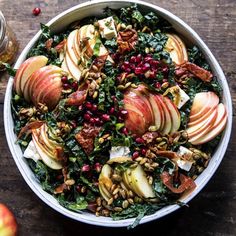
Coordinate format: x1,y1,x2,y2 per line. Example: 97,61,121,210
0,11,18,71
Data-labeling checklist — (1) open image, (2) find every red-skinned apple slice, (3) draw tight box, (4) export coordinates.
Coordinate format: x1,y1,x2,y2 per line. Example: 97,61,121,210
189,103,227,145
148,93,164,131
156,95,172,134
187,108,218,138
163,96,181,133
13,55,48,96
189,92,219,122
31,73,61,106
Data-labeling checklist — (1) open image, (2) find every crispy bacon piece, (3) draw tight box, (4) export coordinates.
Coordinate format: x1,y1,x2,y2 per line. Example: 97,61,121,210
75,123,101,155
184,62,213,82
54,39,66,53
54,146,67,163
66,83,88,106
161,171,196,194
117,29,138,53
54,183,69,194
45,38,53,51
18,121,44,139
152,150,179,159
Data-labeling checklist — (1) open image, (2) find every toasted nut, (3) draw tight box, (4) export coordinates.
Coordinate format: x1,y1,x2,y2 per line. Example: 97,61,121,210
148,126,158,132
98,138,104,144
81,186,87,193
102,134,110,139
122,200,129,209
135,157,143,162
102,209,110,216
92,65,99,72
127,198,134,205
125,82,132,88
121,23,126,29
65,179,75,186
127,73,135,79
107,198,114,205
93,91,98,99
140,158,148,165
134,196,143,203
95,211,100,217
117,23,121,31
117,85,125,90
151,162,159,168
96,206,102,212
145,47,150,54
131,83,138,88
156,137,163,142
114,207,123,212
113,193,119,199
119,189,126,199
112,174,122,182
142,26,148,32
148,176,153,185
112,187,119,195
127,190,134,198
161,82,169,89
111,184,117,192
96,197,102,206
126,25,132,30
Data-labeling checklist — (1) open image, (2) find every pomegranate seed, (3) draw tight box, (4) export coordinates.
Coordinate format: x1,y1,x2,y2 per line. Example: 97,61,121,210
144,56,152,62
94,117,101,125
94,163,102,173
123,61,130,67
118,116,124,122
84,113,91,121
150,60,159,67
63,83,70,89
149,71,156,79
121,127,129,135
155,82,161,89
109,107,115,114
61,76,68,83
124,67,131,73
130,56,136,63
136,54,142,63
102,114,110,121
89,117,95,124
162,78,168,83
135,137,144,144
76,185,82,192
141,148,147,155
135,67,142,74
130,64,135,70
85,101,93,109
32,7,41,16
162,67,169,73
91,104,98,112
71,81,78,90
82,164,90,172
132,151,139,159
142,63,150,72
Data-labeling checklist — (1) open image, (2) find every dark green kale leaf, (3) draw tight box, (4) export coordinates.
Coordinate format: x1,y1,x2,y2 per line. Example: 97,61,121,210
0,62,16,76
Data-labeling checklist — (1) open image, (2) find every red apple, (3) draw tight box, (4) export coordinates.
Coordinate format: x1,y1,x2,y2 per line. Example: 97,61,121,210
13,55,48,96
189,91,219,122
163,96,181,133
189,103,227,145
0,203,17,236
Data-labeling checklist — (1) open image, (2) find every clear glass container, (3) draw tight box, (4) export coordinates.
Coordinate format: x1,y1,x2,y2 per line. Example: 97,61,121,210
0,11,18,71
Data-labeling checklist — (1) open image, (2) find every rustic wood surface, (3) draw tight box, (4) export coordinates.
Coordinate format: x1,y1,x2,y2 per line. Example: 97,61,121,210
0,0,235,235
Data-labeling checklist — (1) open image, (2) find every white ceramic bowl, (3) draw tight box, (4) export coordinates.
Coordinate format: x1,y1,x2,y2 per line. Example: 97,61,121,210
4,0,232,227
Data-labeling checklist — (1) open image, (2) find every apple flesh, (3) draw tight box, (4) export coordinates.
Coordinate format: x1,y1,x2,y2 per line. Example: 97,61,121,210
0,203,17,236
13,55,48,96
165,34,188,65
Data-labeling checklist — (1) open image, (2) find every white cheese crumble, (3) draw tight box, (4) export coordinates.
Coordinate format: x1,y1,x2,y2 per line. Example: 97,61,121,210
176,85,190,109
176,146,193,171
98,17,117,39
24,140,41,162
109,146,130,159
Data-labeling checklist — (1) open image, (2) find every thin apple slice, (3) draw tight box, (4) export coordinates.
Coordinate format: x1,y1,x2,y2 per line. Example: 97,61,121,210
130,165,156,199
14,56,48,96
32,129,62,170
187,108,217,138
98,183,112,202
148,93,164,131
189,92,219,122
163,96,180,133
189,103,227,145
99,164,113,190
157,95,172,134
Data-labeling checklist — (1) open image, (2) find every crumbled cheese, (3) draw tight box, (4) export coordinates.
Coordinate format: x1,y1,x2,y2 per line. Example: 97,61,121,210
98,17,117,39
176,85,190,109
109,146,130,159
24,140,41,162
176,159,193,172
176,146,193,171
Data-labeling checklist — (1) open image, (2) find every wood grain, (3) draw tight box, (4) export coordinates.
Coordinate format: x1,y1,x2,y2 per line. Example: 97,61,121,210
0,0,235,235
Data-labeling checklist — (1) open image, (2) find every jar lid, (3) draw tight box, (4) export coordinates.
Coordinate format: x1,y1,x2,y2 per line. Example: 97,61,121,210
0,11,7,52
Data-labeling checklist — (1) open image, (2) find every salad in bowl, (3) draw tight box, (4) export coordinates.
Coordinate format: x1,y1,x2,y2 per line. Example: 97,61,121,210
7,2,230,228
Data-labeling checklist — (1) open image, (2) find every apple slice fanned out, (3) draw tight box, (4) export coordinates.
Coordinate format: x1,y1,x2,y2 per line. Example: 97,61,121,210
32,124,63,170
13,55,48,96
187,91,228,145
165,34,188,65
189,103,227,145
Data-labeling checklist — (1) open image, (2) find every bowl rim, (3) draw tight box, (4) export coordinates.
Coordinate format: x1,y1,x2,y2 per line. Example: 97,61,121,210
4,0,233,227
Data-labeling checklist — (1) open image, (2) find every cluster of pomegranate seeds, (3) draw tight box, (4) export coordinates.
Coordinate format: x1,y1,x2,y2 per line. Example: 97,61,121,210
61,76,78,91
32,7,41,16
120,54,169,82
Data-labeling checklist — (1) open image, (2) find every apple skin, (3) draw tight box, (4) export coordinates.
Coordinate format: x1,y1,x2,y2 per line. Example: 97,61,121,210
189,92,219,122
13,55,48,97
189,103,227,145
0,203,17,236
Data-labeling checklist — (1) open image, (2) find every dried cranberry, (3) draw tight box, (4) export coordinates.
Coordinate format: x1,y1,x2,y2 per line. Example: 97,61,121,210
32,7,41,16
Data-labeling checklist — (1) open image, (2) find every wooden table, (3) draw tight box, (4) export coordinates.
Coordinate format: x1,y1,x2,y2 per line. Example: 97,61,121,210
0,0,235,235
